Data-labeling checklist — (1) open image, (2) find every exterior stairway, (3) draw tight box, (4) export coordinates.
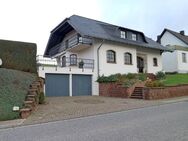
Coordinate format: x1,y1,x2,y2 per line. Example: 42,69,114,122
130,87,143,99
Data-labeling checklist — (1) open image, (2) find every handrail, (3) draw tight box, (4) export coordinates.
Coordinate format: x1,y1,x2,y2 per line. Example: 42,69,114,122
37,56,94,69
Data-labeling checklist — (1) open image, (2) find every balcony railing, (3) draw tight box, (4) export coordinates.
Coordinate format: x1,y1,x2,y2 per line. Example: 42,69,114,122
49,34,92,56
36,55,57,66
61,57,94,69
36,55,94,70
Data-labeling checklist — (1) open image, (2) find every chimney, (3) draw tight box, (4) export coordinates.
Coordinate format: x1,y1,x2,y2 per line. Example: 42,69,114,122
157,35,161,43
180,30,185,36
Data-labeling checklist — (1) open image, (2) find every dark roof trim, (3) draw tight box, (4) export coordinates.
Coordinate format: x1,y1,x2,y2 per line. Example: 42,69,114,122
51,18,69,33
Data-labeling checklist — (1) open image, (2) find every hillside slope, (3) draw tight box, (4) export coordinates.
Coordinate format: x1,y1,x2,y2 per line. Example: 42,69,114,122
0,68,37,120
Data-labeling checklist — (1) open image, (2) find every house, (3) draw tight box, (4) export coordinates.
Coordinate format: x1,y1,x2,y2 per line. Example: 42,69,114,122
157,29,188,73
40,15,167,97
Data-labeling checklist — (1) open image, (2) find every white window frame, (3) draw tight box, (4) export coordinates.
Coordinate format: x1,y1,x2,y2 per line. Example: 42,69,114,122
132,33,137,41
120,31,126,39
182,53,187,63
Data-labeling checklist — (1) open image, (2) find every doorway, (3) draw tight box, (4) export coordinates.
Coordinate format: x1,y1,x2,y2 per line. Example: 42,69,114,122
137,56,144,73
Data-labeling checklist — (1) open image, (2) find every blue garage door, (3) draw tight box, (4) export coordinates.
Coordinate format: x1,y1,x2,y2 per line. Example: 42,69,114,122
72,74,92,96
45,74,69,97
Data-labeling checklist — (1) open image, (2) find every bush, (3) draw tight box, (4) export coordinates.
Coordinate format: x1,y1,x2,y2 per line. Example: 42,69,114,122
145,80,164,87
137,73,147,81
97,75,117,83
97,73,147,83
0,39,37,73
123,79,137,87
156,71,166,80
126,73,137,79
39,92,45,104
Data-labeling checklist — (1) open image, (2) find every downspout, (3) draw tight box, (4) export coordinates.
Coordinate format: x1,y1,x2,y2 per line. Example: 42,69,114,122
97,39,105,77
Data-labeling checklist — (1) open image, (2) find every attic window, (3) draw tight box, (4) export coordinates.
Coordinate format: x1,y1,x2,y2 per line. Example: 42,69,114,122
132,33,137,41
120,31,126,39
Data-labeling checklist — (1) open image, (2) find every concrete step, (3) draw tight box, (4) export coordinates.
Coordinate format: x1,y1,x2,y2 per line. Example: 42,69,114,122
131,94,143,97
130,96,143,99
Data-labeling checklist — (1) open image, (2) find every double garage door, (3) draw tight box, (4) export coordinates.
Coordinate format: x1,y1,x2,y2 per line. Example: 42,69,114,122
45,74,92,97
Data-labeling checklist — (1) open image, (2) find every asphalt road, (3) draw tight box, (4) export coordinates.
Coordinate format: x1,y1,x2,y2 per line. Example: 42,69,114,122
0,101,188,141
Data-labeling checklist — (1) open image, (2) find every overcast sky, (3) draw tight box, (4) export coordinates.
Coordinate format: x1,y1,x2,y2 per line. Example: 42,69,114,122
0,0,188,55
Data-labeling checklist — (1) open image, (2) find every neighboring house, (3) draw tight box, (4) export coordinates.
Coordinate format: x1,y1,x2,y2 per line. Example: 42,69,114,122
157,29,188,73
40,15,167,97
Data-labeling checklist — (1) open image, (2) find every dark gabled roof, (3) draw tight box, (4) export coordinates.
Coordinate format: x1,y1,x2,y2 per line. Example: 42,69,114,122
44,15,167,57
157,28,188,45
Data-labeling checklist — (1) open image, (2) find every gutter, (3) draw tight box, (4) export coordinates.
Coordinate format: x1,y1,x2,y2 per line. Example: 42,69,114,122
97,39,105,77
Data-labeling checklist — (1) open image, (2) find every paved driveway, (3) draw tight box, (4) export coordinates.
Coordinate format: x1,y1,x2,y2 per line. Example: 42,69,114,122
23,96,160,125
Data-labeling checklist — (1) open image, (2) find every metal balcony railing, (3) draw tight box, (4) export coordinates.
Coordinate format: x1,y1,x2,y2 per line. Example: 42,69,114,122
61,57,94,69
49,34,92,56
36,55,94,69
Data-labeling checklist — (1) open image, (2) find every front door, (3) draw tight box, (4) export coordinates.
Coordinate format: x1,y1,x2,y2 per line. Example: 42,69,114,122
137,56,144,73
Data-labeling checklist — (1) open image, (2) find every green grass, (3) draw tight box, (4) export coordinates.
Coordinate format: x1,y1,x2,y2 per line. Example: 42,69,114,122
163,74,188,86
0,68,37,121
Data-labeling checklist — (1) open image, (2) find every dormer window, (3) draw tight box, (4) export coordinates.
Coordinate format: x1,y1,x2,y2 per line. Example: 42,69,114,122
132,33,137,41
120,31,126,39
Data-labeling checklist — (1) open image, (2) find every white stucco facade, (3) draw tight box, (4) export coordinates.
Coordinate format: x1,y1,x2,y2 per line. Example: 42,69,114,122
39,40,163,96
160,31,188,73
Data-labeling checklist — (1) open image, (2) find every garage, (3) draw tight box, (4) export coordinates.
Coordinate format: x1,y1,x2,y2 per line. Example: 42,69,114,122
45,74,92,97
72,74,92,96
45,74,69,97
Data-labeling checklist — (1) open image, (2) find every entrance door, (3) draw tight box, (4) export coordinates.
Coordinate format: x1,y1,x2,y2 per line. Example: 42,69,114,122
137,56,144,73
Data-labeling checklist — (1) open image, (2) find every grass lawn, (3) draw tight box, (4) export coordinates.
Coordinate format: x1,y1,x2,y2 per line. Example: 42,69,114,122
0,68,37,121
163,74,188,86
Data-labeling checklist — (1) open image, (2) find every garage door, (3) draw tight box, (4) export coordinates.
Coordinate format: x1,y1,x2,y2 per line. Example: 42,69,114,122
45,74,69,97
72,74,92,96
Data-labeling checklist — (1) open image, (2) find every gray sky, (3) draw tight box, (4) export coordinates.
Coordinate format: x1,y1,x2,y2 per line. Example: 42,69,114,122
0,0,188,55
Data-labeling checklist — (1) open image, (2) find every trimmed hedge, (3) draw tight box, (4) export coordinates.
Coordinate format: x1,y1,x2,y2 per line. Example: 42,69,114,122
0,39,37,73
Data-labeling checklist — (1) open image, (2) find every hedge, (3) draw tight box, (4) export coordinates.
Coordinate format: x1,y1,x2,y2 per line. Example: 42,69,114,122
0,39,37,73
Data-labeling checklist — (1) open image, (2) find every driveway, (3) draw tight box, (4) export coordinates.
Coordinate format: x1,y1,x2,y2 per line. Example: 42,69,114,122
23,96,160,125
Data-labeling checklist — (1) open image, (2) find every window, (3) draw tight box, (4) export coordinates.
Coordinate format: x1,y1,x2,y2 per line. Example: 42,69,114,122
124,52,132,65
78,36,83,43
70,54,77,65
65,40,69,49
153,58,158,66
182,53,187,63
107,50,116,63
120,31,126,39
132,33,137,41
62,56,66,67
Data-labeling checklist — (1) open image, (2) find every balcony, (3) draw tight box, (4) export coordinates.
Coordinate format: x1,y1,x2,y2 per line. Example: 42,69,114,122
37,55,94,70
49,34,92,56
61,57,94,69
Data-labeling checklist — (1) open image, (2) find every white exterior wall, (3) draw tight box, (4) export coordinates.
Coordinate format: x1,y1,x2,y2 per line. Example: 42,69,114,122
94,39,162,76
177,50,188,73
137,48,162,74
160,31,188,73
97,41,137,76
162,51,178,72
38,66,94,78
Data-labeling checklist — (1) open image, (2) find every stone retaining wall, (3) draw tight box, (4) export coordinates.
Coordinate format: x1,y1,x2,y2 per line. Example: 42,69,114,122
20,77,44,118
99,82,145,98
143,84,188,100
